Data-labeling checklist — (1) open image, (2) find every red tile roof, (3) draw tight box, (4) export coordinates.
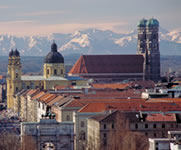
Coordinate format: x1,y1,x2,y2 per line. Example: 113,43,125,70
31,91,45,100
69,55,144,75
47,95,64,106
27,89,40,97
146,114,176,122
0,75,5,80
78,101,181,113
66,98,145,108
92,83,130,89
39,93,54,103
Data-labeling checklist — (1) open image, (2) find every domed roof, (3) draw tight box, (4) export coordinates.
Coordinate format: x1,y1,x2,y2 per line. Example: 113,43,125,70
9,49,14,57
44,42,64,64
146,18,159,27
14,49,20,56
137,19,147,27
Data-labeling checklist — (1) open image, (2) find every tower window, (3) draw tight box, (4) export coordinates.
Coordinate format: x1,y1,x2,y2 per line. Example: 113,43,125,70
47,69,49,75
54,69,57,75
153,34,157,39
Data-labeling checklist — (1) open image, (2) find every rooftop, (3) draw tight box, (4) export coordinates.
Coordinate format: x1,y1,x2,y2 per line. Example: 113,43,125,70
69,55,144,75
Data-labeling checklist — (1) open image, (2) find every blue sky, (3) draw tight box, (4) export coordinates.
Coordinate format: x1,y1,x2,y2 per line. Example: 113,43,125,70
0,0,180,35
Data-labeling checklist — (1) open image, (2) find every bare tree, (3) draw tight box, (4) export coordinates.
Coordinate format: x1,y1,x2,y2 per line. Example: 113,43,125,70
0,132,20,150
106,112,149,150
21,135,37,150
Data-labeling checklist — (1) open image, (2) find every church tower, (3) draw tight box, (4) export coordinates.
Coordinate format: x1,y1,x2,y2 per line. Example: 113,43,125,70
137,19,150,80
43,42,65,79
146,18,160,82
137,18,160,82
137,19,147,54
7,49,22,109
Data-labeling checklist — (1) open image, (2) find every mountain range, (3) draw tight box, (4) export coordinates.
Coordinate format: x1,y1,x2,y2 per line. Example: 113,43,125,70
0,27,181,56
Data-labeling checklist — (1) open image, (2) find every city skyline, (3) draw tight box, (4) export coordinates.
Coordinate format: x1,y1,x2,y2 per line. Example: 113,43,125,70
0,0,180,36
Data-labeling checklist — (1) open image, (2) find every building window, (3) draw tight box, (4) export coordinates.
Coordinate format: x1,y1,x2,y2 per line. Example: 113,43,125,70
38,103,40,108
61,69,63,74
153,34,157,39
47,69,49,75
22,83,25,89
145,133,148,136
30,83,34,89
103,139,107,146
66,115,70,121
112,123,114,129
153,124,157,128
54,69,57,75
42,104,45,110
145,124,148,128
154,133,157,137
81,121,84,127
103,133,107,138
162,132,166,137
16,73,18,78
135,124,138,129
27,86,30,89
79,131,86,140
16,87,18,92
103,124,107,129
162,124,165,128
72,82,76,86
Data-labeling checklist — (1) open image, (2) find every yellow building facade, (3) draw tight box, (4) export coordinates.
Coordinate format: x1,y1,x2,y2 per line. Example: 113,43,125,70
7,42,87,110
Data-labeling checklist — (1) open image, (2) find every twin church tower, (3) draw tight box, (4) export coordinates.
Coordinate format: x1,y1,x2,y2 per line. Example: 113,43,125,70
137,18,160,82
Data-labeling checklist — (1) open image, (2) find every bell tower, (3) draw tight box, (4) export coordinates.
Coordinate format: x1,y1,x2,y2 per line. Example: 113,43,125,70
7,49,22,110
137,19,147,54
146,18,160,82
137,18,160,82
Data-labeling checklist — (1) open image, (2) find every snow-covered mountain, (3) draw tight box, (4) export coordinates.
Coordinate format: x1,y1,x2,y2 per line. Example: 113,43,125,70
0,28,181,56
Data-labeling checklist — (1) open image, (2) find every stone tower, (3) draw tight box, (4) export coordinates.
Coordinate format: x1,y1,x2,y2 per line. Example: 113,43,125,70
137,18,160,82
7,49,22,109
